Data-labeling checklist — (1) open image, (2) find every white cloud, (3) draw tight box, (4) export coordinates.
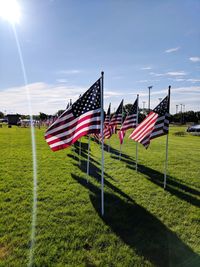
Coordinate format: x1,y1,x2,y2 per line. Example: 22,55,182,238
112,75,124,80
104,91,123,98
141,66,152,70
166,71,187,76
136,80,149,83
149,72,164,77
171,78,200,83
58,69,82,75
136,79,160,83
150,71,187,77
129,86,200,98
171,86,200,94
1,81,199,115
187,78,200,83
0,82,86,114
0,82,124,114
135,86,200,113
165,47,180,53
173,78,185,82
56,79,68,83
189,57,200,62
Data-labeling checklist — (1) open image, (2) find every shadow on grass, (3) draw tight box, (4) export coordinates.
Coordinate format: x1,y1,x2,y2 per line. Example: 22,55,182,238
81,158,133,202
108,146,200,207
103,143,133,159
72,140,200,207
74,139,200,207
72,174,200,267
68,153,100,166
128,164,200,208
72,140,88,159
70,140,100,166
111,153,135,165
72,157,117,184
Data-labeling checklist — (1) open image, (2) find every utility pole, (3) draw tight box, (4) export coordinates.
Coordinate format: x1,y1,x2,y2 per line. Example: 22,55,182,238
180,104,183,113
180,104,183,124
176,105,179,114
183,104,185,112
142,101,146,112
148,86,153,112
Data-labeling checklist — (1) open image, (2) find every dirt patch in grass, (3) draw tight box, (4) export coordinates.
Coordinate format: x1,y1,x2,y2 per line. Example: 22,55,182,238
0,244,10,260
173,131,187,137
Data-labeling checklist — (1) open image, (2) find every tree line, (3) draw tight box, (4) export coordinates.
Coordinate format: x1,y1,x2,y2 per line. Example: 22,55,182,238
1,106,200,124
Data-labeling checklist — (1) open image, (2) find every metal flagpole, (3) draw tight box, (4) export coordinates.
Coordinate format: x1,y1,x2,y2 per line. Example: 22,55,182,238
86,135,91,182
79,138,81,166
119,143,122,160
108,103,111,153
119,100,123,160
164,134,169,189
101,71,105,216
135,94,139,171
164,86,171,189
78,96,81,166
148,86,153,113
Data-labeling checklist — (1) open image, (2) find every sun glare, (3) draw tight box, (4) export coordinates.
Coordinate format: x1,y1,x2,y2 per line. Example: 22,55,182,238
0,0,21,24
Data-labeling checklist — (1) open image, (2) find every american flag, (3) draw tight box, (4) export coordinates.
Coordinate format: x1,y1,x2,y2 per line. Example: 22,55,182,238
45,79,101,151
103,124,116,140
129,93,170,148
118,98,138,144
103,100,123,140
109,100,123,128
104,103,111,126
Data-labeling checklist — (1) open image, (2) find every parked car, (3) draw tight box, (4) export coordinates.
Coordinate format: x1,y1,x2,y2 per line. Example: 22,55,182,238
187,125,200,135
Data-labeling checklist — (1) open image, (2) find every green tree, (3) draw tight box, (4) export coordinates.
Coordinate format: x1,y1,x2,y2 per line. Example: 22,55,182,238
0,111,4,118
124,104,133,115
57,110,65,116
39,112,48,121
171,111,200,124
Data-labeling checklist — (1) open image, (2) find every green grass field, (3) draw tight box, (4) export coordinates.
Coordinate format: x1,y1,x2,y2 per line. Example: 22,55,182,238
0,125,200,267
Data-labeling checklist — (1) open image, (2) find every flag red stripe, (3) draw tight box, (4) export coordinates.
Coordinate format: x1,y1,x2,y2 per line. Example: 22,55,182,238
45,110,100,137
48,124,101,150
46,114,101,141
130,112,158,141
118,130,125,144
51,129,100,151
47,121,101,145
129,112,156,139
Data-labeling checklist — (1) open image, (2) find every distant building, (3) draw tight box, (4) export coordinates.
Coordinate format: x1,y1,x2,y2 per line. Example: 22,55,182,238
6,114,21,126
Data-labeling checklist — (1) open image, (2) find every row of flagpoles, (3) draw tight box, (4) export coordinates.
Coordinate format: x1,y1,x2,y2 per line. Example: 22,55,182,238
45,72,171,216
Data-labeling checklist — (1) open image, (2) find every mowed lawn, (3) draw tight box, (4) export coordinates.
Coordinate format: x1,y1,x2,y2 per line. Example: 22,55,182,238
0,125,200,267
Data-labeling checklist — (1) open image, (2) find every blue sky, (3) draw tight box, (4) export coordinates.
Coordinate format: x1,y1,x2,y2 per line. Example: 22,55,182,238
0,0,200,114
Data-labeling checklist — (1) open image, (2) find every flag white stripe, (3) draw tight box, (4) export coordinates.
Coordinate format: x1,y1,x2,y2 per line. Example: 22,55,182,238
130,113,158,140
45,109,101,136
129,112,156,139
136,123,155,142
46,115,101,142
123,118,136,124
50,124,101,148
134,117,157,142
49,108,73,127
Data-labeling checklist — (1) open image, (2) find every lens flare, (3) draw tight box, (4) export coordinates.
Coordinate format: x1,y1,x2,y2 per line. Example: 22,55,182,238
0,0,21,24
12,25,38,267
